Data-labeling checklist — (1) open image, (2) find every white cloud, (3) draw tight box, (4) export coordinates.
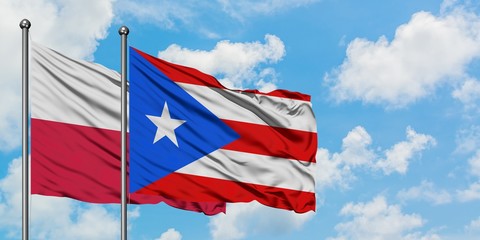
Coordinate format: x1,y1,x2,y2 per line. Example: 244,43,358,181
375,127,436,175
6,0,114,60
209,202,314,240
455,125,480,154
435,216,480,239
126,206,141,232
128,206,140,219
326,7,480,108
397,180,452,205
39,203,119,240
158,34,285,91
315,126,375,190
440,0,460,13
339,126,376,167
0,158,120,239
0,0,114,151
457,182,480,202
155,228,182,240
316,126,435,190
315,148,354,190
0,158,23,233
465,216,480,233
468,150,480,177
452,78,480,111
456,148,480,202
328,196,431,240
217,0,319,21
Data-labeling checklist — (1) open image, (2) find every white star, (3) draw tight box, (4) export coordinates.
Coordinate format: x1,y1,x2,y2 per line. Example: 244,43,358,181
146,102,186,147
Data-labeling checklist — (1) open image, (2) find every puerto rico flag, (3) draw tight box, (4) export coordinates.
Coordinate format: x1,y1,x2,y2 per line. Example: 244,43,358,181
30,42,225,215
129,47,317,213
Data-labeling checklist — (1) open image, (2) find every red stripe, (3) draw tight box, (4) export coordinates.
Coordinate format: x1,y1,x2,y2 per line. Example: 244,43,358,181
135,172,316,213
132,47,311,101
222,120,317,162
31,118,225,215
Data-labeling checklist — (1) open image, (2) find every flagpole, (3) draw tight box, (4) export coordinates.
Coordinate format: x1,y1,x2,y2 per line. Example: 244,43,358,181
119,25,129,240
20,18,31,240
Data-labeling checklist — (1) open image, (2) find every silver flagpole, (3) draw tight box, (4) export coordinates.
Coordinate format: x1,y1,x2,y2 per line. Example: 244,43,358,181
119,25,129,240
20,19,31,240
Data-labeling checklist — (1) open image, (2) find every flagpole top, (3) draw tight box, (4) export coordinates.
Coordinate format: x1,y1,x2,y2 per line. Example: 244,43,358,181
119,26,129,36
19,19,31,29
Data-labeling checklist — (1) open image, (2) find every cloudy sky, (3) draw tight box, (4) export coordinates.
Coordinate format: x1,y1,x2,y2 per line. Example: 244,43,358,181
1,0,480,239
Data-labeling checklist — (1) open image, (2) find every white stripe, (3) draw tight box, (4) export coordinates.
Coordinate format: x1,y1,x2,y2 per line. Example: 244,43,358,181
176,149,315,192
179,83,316,132
31,42,123,131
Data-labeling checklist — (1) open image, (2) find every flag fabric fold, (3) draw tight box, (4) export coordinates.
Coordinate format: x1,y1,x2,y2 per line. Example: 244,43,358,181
30,42,225,215
129,47,317,213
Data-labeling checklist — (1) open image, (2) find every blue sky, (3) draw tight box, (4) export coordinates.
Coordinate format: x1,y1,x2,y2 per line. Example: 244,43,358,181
1,0,480,239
